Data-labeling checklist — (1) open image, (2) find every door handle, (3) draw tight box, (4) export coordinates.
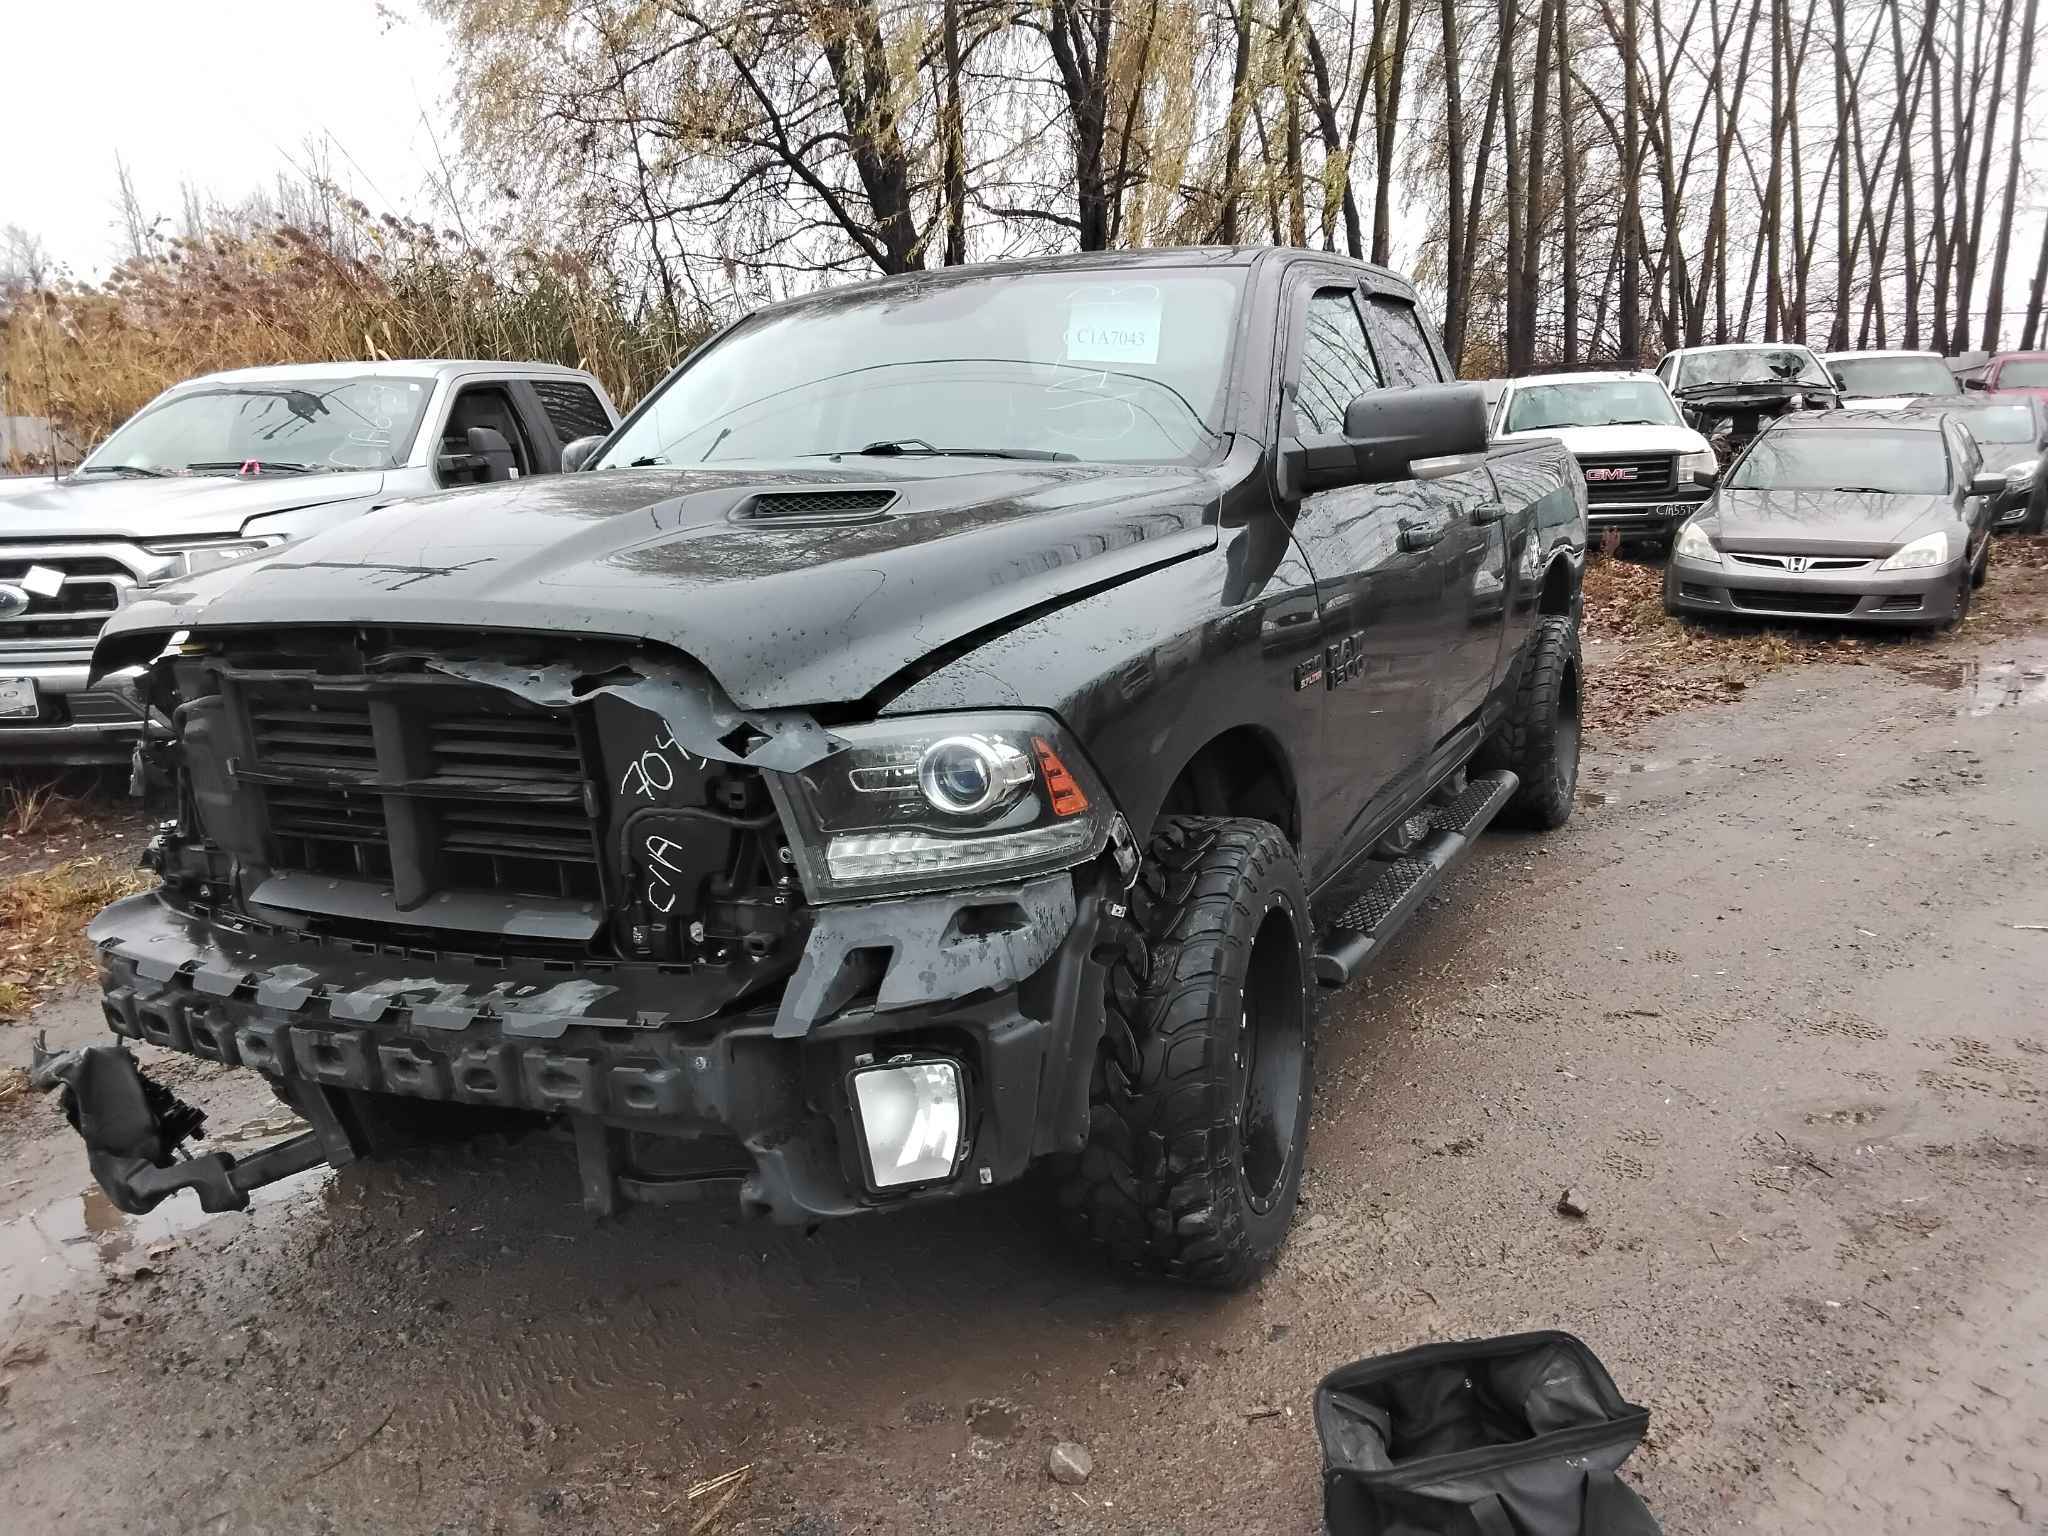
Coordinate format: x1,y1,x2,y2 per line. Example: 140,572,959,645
1398,518,1445,551
1471,500,1506,526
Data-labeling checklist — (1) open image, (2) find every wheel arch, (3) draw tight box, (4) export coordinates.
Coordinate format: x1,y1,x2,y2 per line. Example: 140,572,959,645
1150,723,1302,849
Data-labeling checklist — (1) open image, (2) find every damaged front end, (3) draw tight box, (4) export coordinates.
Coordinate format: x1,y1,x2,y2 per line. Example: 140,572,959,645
63,625,1133,1223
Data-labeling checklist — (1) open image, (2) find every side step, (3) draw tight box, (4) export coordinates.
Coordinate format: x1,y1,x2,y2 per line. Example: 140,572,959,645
1313,770,1519,988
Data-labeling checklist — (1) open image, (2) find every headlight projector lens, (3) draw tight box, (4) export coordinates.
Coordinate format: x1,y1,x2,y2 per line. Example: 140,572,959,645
916,735,1030,816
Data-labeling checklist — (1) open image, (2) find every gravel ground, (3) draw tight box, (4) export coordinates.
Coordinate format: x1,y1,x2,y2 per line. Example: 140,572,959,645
2,575,2047,1534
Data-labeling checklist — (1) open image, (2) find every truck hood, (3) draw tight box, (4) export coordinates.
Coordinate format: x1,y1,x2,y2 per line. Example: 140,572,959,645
1493,423,1709,457
1709,487,1953,555
0,469,387,540
96,456,1225,709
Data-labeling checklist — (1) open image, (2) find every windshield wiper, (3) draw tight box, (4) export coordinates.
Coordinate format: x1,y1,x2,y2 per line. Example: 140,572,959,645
77,464,171,478
817,440,1078,462
185,460,323,474
1829,486,1895,494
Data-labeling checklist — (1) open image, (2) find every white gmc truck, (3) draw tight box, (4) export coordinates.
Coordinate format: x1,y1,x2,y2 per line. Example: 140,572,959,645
1490,369,1716,545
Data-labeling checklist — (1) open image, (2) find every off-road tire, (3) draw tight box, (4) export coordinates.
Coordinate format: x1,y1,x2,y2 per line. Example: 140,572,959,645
1057,816,1315,1290
1476,614,1582,830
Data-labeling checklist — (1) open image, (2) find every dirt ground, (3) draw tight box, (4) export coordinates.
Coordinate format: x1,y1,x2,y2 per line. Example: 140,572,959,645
4,554,2048,1534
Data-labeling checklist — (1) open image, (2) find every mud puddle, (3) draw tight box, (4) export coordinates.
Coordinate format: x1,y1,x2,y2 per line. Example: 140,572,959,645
1906,641,2048,714
0,1157,328,1305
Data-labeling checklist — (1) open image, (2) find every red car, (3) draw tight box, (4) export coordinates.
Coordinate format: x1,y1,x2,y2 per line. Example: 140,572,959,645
1966,351,2048,399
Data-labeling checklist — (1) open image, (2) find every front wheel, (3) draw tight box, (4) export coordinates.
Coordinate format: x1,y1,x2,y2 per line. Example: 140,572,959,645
1057,816,1315,1290
1971,533,1990,589
1476,614,1582,830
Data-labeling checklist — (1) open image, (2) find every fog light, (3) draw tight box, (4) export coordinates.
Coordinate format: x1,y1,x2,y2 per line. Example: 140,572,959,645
849,1057,964,1189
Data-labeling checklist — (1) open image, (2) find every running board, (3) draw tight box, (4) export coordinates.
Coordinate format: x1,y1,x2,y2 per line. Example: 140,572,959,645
1313,769,1518,987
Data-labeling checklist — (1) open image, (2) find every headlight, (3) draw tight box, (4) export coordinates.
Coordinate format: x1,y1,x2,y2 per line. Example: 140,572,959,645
1678,448,1718,479
139,538,278,585
773,710,1116,901
1673,520,1720,564
1879,531,1950,571
2004,457,2040,487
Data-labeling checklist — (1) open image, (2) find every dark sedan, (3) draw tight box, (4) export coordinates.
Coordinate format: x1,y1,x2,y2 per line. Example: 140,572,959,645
1664,410,2004,628
1899,394,2047,532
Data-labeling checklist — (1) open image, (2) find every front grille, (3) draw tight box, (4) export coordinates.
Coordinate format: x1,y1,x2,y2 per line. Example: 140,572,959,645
1577,454,1677,503
1729,553,1872,572
234,674,602,905
0,549,140,660
1729,588,1861,615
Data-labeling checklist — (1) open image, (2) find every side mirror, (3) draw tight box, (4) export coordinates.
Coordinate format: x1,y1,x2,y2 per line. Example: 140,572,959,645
1969,470,2007,498
1692,466,1720,488
1964,376,1990,391
1276,382,1489,498
465,426,516,482
1830,371,1848,390
561,434,606,473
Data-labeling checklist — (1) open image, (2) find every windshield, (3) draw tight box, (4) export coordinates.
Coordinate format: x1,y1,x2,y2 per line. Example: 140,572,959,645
597,270,1243,468
1829,356,1958,397
1504,380,1680,433
1945,404,2037,444
1728,429,1949,495
1998,361,2048,386
84,377,433,474
1675,348,1833,392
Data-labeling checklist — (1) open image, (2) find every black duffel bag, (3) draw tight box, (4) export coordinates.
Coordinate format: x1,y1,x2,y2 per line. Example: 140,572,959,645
1314,1330,1661,1536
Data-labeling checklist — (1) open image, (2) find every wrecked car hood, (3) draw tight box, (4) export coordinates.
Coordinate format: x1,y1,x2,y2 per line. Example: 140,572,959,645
95,458,1221,708
0,469,386,539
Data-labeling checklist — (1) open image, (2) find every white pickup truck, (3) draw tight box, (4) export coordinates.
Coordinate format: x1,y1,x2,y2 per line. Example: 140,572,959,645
0,359,618,761
1489,369,1716,544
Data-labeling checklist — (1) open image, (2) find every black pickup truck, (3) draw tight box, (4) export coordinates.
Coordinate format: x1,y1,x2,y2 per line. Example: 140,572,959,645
40,248,1586,1289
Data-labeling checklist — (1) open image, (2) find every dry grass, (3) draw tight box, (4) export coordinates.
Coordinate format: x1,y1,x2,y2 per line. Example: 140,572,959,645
0,856,152,1020
3,214,705,463
1580,534,2048,738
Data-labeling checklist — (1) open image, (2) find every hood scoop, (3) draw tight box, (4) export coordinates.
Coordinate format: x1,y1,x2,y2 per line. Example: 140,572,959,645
733,487,898,525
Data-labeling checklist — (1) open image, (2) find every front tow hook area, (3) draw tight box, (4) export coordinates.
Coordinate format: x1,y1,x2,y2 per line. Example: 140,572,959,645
29,1033,351,1216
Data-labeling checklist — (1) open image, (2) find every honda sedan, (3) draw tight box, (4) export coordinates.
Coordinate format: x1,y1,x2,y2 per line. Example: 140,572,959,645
1664,410,2003,628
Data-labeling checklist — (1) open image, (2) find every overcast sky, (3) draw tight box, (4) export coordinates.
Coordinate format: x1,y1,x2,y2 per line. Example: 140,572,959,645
3,1,455,278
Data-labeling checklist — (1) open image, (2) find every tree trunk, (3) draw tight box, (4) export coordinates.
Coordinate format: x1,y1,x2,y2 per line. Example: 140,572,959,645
1303,22,1365,257
1502,0,1525,371
2023,215,2048,349
1619,0,1642,361
1558,0,1580,362
1370,0,1416,266
941,0,966,265
1219,0,1254,243
1518,0,1555,369
1441,0,1471,364
1830,0,1853,349
1766,0,1785,341
1980,0,2035,350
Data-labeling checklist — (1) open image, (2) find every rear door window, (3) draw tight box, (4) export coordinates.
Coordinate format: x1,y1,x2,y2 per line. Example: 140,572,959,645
1294,288,1381,435
530,379,614,444
1363,297,1447,387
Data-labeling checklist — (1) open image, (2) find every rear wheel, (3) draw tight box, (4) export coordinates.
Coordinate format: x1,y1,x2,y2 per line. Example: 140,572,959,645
1476,614,1582,830
1057,816,1315,1290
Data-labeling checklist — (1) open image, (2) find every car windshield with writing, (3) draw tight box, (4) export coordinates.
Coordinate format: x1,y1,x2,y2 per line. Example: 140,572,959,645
1505,380,1681,433
1676,348,1833,392
595,270,1243,468
80,378,434,475
1728,429,1948,495
1830,356,1958,397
